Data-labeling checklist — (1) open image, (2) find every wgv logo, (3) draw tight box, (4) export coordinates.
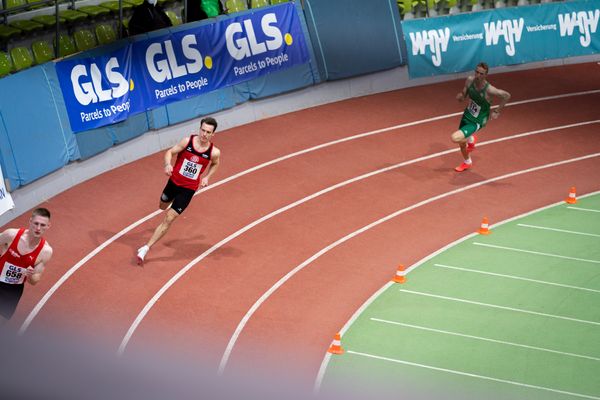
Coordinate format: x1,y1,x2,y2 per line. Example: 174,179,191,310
146,34,203,83
558,10,599,47
409,28,450,67
484,18,524,56
70,57,128,106
225,13,283,61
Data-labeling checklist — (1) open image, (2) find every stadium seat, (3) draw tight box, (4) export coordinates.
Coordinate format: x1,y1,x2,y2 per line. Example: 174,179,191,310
31,39,55,64
59,9,89,24
5,0,27,10
95,23,117,45
31,14,67,28
225,0,248,13
10,46,34,72
399,0,415,18
124,0,144,6
0,51,14,78
55,32,77,57
165,10,181,26
99,0,134,13
25,0,45,9
78,5,112,18
74,29,98,52
270,0,288,4
0,25,22,41
250,0,270,8
9,19,44,33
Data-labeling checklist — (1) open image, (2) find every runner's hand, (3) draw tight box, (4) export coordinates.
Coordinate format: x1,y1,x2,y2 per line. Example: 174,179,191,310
492,109,500,119
201,177,209,187
164,164,173,176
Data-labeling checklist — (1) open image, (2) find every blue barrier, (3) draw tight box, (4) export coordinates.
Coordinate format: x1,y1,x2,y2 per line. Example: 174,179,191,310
303,0,406,80
0,1,320,191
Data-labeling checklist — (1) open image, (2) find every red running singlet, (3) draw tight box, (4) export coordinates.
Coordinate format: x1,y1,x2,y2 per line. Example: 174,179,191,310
170,136,213,191
0,228,45,285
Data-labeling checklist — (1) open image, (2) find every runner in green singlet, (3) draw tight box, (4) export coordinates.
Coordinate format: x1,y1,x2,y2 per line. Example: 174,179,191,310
451,62,511,172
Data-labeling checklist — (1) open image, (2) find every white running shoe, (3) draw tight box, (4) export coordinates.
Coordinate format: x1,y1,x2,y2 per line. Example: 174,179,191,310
137,245,149,265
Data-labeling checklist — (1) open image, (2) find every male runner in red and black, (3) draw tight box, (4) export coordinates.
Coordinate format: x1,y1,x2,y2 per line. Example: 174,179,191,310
137,117,221,265
0,208,53,321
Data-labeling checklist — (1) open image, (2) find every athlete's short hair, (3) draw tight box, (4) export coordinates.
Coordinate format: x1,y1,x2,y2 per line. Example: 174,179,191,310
200,117,218,132
32,208,51,219
477,62,489,73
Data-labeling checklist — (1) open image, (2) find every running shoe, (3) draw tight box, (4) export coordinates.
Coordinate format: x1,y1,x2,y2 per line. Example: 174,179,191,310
467,134,477,153
137,245,149,265
454,162,472,172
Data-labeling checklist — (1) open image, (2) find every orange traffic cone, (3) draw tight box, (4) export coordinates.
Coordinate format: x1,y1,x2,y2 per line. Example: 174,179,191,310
565,187,577,204
478,217,491,235
392,264,407,284
327,333,344,355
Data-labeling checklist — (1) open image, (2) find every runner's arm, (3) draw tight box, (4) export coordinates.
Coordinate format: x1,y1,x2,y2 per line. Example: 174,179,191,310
164,137,189,175
0,229,18,254
27,245,52,285
200,147,221,187
488,85,511,117
457,76,474,102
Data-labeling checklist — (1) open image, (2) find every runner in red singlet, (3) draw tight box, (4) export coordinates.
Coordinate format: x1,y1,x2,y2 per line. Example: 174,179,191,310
0,208,53,321
136,117,221,265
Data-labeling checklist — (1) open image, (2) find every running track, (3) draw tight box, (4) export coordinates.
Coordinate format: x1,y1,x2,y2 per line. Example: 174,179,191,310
3,63,600,388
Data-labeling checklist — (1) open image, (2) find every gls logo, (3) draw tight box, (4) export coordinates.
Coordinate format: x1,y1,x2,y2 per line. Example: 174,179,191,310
225,13,283,60
71,57,128,106
146,34,203,83
558,10,599,47
409,28,450,67
484,18,524,56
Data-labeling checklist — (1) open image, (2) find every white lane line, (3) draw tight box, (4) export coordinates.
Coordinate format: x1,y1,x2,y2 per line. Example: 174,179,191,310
18,90,600,334
399,289,600,327
217,152,600,373
18,209,162,335
472,243,600,264
568,206,600,213
434,263,600,294
315,189,600,392
346,350,600,400
517,223,600,238
370,318,600,362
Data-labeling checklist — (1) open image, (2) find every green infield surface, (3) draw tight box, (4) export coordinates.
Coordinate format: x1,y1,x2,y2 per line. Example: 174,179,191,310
318,192,600,400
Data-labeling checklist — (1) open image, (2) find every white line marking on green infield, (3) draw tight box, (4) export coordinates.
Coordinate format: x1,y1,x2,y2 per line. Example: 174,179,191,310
346,350,600,400
370,318,600,362
517,223,600,238
434,263,600,294
399,289,600,326
472,243,600,264
568,206,600,213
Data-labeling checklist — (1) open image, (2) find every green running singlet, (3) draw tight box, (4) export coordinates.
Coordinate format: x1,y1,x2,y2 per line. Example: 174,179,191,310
463,81,491,127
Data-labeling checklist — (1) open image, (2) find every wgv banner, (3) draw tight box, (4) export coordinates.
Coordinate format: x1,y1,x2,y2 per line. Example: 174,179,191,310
0,164,14,216
56,2,310,132
402,0,600,78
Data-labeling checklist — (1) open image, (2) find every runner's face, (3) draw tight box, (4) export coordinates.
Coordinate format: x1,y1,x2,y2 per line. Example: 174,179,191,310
199,123,215,142
474,67,487,84
29,216,50,238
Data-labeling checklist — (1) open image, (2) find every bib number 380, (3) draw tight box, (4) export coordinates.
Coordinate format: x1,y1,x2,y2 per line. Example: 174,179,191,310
179,159,201,180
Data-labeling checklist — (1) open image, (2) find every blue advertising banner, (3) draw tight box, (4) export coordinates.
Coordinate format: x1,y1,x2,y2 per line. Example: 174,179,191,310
402,0,600,78
56,2,310,133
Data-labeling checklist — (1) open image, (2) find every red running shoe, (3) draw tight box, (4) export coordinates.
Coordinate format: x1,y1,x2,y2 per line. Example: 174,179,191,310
467,134,477,152
454,162,472,172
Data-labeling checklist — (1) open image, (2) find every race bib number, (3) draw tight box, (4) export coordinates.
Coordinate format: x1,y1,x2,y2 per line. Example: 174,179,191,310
0,262,26,284
179,158,201,180
467,100,481,118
